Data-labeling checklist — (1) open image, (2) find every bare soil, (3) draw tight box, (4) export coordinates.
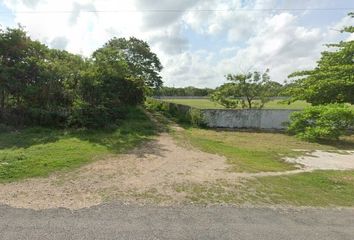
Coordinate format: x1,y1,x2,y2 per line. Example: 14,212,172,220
1,131,353,210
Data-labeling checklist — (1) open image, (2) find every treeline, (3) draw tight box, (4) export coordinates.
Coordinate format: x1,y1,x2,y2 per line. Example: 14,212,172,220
154,86,214,96
0,26,162,128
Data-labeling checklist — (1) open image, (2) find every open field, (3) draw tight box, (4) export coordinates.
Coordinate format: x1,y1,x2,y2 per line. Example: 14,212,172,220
0,108,156,183
163,98,311,109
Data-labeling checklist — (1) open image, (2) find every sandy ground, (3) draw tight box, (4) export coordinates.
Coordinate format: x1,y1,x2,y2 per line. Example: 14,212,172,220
0,131,353,210
285,150,354,170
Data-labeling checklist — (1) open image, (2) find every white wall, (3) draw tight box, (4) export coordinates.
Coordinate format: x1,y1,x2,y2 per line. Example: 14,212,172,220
202,109,299,130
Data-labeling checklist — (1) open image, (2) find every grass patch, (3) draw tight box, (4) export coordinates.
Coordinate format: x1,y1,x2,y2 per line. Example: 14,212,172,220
163,98,311,110
175,128,354,172
174,171,354,207
245,170,354,207
0,107,156,183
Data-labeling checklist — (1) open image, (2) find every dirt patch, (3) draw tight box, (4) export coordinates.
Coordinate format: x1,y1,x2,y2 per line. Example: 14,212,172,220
285,150,354,170
0,133,232,209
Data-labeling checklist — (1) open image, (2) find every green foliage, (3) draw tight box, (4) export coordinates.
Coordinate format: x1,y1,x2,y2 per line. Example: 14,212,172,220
188,108,205,127
0,26,162,128
101,37,163,89
287,12,354,105
145,98,205,126
288,104,354,141
211,69,281,109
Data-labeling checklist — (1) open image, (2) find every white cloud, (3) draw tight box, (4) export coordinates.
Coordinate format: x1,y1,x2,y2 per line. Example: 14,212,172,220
1,0,353,87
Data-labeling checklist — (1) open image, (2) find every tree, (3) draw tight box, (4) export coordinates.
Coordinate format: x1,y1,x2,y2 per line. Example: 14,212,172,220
102,37,163,89
211,69,276,109
287,12,354,105
0,26,161,127
92,40,145,107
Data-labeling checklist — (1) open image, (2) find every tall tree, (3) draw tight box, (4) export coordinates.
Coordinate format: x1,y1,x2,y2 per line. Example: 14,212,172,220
287,12,354,105
102,37,163,89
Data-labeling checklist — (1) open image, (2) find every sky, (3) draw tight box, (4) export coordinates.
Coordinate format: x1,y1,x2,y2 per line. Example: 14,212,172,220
0,0,353,88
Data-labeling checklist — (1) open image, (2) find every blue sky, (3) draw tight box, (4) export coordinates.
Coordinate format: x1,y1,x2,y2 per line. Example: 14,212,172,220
0,0,353,88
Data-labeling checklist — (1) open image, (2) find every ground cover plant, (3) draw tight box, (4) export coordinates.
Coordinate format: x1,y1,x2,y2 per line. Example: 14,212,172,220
0,107,156,182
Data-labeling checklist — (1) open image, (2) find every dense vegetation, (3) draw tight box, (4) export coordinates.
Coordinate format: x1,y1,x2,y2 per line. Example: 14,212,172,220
288,104,354,141
0,26,162,128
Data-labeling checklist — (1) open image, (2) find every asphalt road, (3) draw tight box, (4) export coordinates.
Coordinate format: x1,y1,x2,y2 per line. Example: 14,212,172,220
0,204,353,240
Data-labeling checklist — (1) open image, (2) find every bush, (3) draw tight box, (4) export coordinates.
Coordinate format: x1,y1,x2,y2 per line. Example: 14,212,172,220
145,98,205,127
288,104,354,141
188,108,205,127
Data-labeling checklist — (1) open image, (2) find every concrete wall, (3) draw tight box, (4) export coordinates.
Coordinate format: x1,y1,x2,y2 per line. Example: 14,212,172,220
152,99,298,130
202,109,299,130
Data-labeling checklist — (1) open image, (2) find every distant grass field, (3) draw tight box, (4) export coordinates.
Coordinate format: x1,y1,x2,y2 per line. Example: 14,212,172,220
163,98,311,109
0,108,156,183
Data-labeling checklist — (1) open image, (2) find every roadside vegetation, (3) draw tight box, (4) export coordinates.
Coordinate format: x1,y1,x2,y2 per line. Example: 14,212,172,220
0,107,156,182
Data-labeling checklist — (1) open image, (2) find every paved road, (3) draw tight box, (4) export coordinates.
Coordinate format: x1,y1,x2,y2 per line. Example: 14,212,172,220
0,204,353,240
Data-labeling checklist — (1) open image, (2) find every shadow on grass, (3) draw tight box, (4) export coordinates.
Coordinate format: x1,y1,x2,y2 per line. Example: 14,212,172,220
0,127,63,150
0,107,159,153
313,137,354,151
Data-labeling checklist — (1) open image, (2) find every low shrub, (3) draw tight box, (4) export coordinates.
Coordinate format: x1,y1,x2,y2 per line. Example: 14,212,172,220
287,104,354,141
145,98,205,127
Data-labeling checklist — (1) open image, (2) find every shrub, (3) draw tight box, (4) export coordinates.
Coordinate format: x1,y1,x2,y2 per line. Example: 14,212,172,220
145,98,205,127
188,108,205,127
288,104,354,141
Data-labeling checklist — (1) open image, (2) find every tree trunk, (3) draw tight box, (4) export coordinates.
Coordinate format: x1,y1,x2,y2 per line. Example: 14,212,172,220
247,97,252,109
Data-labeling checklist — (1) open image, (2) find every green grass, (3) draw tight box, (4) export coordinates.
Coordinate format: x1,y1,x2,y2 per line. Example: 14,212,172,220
247,170,354,206
172,126,354,206
175,128,354,173
163,98,310,109
175,170,354,207
0,107,157,183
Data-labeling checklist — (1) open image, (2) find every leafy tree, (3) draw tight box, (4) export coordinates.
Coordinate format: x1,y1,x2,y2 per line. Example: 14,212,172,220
287,12,354,105
211,69,276,109
102,37,163,89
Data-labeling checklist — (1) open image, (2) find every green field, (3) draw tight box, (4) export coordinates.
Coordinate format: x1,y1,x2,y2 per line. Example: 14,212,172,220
163,98,311,109
0,108,156,183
